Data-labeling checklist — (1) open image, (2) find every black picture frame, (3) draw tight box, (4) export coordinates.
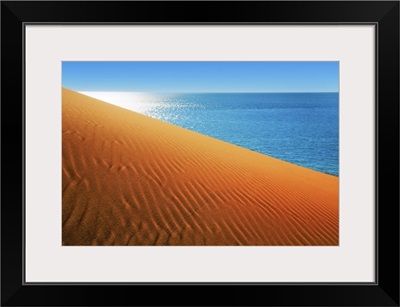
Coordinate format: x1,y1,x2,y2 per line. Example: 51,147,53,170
1,1,399,306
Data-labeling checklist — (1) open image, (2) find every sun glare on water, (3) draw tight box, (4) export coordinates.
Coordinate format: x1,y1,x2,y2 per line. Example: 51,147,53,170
79,91,170,118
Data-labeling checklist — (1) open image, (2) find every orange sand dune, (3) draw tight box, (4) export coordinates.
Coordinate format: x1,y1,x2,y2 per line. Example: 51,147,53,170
62,88,339,246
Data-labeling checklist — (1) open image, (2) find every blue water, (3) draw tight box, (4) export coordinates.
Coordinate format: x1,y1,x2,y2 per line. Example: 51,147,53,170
84,92,339,176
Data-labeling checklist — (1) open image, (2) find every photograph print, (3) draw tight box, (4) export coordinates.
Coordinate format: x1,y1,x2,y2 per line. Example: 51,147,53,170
62,61,339,246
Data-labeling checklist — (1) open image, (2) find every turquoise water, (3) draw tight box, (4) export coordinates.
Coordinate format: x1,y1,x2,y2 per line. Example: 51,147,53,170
82,92,339,176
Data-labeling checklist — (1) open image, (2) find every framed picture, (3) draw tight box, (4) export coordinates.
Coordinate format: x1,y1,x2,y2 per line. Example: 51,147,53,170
2,1,399,306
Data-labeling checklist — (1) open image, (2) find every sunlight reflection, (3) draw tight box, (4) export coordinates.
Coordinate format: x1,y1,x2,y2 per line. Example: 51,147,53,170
79,91,175,120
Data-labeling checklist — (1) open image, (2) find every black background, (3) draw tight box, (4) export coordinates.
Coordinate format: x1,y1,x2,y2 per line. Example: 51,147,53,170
1,1,399,306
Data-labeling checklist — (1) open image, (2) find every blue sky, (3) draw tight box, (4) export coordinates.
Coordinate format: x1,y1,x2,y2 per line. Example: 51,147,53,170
62,62,339,93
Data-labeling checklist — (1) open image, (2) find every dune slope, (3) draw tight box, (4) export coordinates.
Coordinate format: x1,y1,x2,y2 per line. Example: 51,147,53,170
62,88,339,245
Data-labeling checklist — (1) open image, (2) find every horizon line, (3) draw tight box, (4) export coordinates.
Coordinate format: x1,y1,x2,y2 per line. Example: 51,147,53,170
74,89,339,94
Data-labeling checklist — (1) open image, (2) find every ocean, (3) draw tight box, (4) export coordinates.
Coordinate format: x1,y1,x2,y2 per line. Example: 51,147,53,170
80,92,339,176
